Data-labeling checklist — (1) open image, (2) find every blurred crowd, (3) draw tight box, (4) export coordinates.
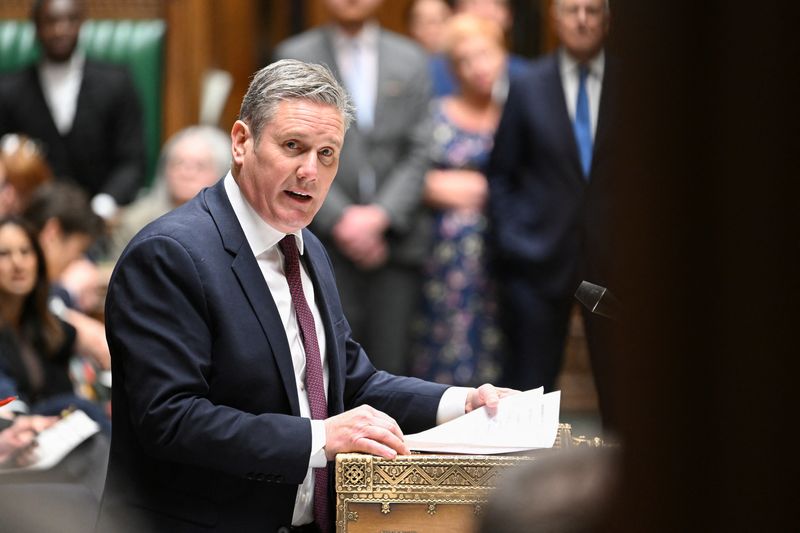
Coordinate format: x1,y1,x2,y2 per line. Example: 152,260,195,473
1,0,615,531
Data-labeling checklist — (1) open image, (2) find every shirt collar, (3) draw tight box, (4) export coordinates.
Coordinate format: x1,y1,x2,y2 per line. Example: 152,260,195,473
39,50,86,77
223,172,304,257
331,20,380,50
559,48,605,79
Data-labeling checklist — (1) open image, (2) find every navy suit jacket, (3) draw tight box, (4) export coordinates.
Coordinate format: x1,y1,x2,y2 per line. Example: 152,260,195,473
487,51,617,297
0,60,145,204
96,180,448,533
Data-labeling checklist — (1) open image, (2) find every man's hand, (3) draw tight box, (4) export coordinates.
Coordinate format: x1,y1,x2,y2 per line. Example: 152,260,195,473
466,384,518,417
323,405,410,461
331,205,391,269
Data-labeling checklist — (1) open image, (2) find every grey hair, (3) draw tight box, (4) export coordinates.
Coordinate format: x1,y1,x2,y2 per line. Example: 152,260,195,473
239,59,355,142
157,125,231,181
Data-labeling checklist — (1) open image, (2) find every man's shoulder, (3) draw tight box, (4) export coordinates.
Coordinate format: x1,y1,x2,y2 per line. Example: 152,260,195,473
0,65,35,90
83,59,135,84
378,28,427,64
526,52,559,80
274,27,328,60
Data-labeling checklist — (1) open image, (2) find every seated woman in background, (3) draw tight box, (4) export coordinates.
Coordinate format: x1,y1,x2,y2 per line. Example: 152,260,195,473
0,216,108,433
22,183,110,377
109,125,231,261
410,13,508,386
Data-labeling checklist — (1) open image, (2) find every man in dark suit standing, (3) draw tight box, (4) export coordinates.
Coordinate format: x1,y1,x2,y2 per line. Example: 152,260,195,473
273,0,432,375
0,0,145,220
95,59,508,533
487,0,617,427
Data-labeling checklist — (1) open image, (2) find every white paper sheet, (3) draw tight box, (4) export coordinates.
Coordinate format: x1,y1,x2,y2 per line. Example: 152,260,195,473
405,387,560,454
0,409,100,472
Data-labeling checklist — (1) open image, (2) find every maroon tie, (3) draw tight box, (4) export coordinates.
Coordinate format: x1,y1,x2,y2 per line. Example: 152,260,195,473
278,235,329,533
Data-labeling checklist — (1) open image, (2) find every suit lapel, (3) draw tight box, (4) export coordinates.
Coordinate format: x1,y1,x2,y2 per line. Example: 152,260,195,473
320,27,344,82
204,181,301,416
26,66,63,140
547,54,586,186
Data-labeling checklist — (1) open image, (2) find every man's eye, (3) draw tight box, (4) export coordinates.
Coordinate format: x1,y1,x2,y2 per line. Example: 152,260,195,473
286,141,298,150
320,148,334,158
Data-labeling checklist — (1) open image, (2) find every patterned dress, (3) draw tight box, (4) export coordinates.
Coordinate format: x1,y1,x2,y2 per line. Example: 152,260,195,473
410,100,504,386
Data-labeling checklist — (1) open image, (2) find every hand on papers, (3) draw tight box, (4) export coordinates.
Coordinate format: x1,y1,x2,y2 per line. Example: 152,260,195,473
406,388,562,454
324,405,410,461
466,383,518,416
0,415,58,468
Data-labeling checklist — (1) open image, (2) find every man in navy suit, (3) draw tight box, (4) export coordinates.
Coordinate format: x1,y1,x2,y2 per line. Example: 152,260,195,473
487,0,617,427
96,59,508,533
0,0,145,219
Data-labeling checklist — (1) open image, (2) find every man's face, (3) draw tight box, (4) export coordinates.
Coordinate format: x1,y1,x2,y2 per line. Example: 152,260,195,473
553,0,609,62
36,0,84,63
165,136,223,206
231,100,345,234
323,0,383,26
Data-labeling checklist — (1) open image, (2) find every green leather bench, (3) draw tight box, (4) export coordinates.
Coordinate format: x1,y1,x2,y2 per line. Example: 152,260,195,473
0,19,165,185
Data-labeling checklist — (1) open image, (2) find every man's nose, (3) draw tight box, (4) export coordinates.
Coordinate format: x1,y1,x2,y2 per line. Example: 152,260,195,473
297,152,318,180
577,7,588,25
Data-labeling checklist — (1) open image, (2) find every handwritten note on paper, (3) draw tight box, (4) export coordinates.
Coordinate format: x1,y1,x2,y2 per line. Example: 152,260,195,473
404,387,560,454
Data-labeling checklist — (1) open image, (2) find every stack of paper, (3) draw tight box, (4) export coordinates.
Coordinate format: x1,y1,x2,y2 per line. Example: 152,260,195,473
405,387,560,455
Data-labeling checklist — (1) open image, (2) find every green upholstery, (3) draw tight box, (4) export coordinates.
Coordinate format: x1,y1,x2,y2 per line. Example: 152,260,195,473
0,19,165,185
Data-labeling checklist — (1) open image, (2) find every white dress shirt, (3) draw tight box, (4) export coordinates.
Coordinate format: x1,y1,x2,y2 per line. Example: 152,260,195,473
224,173,469,525
559,49,605,140
38,52,85,136
332,21,379,131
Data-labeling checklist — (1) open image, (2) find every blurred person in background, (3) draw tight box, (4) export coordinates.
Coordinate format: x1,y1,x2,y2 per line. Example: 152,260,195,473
410,13,507,386
0,134,54,217
406,0,453,54
274,0,433,374
430,0,529,99
109,125,230,261
21,183,110,380
0,216,108,433
476,447,619,533
486,0,618,429
0,0,145,221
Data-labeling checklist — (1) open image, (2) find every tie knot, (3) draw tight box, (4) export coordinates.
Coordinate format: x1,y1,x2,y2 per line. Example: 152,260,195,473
278,235,298,261
578,64,590,82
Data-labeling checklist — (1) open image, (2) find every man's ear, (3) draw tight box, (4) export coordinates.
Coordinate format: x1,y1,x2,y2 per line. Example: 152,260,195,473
230,120,251,167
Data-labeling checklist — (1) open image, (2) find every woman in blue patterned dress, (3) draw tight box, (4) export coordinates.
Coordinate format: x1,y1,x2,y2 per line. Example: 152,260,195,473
411,14,509,385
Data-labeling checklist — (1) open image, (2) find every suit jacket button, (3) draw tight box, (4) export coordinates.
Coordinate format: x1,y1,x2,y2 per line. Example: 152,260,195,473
245,472,254,480
276,475,283,483
277,527,291,533
256,473,265,481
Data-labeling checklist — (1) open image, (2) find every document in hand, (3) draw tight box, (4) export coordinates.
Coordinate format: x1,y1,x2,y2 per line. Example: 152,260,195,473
0,409,100,473
404,387,560,454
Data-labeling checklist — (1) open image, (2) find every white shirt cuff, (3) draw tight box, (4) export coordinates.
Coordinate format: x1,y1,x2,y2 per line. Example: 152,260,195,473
309,419,327,468
436,386,471,425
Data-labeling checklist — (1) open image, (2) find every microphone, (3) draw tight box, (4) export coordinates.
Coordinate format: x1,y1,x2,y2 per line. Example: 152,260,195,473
574,281,620,321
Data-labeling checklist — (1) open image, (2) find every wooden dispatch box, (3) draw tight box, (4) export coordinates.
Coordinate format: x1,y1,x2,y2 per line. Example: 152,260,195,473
335,424,600,533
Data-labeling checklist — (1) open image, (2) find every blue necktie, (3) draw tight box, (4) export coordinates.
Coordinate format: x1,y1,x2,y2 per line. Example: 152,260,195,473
574,65,593,178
